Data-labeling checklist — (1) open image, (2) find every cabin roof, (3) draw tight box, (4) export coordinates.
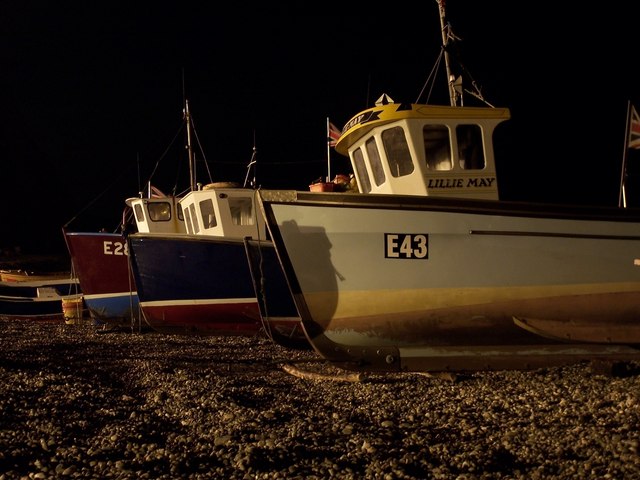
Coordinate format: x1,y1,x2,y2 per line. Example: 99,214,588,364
335,103,511,156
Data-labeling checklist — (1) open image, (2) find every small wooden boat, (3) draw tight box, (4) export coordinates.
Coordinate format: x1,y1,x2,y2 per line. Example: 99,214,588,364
0,253,74,283
0,277,82,320
0,269,71,283
256,1,640,372
0,253,81,319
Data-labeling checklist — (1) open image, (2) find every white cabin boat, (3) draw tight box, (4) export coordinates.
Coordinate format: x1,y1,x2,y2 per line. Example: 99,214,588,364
123,104,307,347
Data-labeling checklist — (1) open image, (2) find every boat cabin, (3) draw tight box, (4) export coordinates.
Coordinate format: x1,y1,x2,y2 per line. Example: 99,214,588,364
334,101,510,200
125,195,186,234
179,183,265,239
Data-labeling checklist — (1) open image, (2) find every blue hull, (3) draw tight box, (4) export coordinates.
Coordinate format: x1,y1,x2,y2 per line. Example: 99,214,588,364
83,293,140,326
0,278,81,319
128,234,262,335
0,297,63,318
244,238,309,349
128,233,307,346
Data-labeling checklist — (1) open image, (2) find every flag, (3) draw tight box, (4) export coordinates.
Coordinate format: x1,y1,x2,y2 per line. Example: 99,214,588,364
328,120,342,147
629,105,640,149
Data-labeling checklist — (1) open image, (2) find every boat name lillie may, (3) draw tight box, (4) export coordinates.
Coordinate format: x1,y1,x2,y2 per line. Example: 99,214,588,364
426,176,496,189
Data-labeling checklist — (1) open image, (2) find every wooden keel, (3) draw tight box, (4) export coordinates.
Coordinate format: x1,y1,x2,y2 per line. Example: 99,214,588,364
513,316,640,344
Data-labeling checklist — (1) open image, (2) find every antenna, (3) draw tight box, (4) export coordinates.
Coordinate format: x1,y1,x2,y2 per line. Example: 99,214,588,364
184,99,196,191
243,130,257,188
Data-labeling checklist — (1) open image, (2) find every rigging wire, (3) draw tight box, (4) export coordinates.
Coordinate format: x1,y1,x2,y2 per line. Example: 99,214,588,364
415,6,493,108
62,161,138,230
415,48,445,105
189,115,214,185
145,120,185,188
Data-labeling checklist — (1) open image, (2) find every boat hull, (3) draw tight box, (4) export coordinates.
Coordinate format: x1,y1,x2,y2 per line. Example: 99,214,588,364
129,233,279,337
0,271,71,283
244,238,310,350
0,296,63,318
64,231,141,327
259,191,640,371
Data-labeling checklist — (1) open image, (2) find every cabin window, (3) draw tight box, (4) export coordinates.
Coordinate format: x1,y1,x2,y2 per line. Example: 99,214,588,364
456,124,485,170
199,199,217,229
183,207,194,234
148,202,172,222
133,204,145,223
365,137,386,186
229,197,254,225
382,127,414,177
423,125,452,170
189,203,199,234
353,148,372,193
177,203,184,221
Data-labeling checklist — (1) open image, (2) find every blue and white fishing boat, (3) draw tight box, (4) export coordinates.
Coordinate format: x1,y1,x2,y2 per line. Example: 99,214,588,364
125,107,308,348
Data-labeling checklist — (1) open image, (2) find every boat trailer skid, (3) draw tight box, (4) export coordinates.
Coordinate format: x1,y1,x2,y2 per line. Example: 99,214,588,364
308,333,640,373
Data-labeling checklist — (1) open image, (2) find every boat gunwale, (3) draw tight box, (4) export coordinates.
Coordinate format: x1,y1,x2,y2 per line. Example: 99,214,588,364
260,190,640,225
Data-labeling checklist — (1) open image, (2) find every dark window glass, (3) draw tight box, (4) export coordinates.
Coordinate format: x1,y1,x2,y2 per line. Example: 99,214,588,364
382,127,414,177
353,148,371,193
423,125,452,170
456,124,485,170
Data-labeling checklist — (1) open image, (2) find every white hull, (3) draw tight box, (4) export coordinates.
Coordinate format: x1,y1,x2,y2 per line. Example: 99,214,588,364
255,1,640,372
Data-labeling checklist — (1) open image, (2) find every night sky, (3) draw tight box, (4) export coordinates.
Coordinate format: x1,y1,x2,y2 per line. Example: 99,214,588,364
2,2,640,255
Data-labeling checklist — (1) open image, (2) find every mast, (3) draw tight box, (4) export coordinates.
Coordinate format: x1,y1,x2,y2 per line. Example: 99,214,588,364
184,99,196,191
326,117,331,182
437,0,460,107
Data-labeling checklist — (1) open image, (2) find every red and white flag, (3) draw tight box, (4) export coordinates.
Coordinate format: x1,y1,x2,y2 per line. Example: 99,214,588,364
328,120,341,147
629,105,640,149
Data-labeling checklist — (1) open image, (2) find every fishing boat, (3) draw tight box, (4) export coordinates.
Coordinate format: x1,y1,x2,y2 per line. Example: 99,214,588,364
63,200,184,331
255,1,640,372
63,228,141,328
128,183,308,348
125,107,308,347
63,185,185,329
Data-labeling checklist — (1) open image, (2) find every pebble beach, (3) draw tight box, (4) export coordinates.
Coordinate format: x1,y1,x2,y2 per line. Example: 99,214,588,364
1,317,639,479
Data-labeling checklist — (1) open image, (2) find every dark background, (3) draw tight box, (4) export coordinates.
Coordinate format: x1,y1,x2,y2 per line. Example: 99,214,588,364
2,2,640,256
